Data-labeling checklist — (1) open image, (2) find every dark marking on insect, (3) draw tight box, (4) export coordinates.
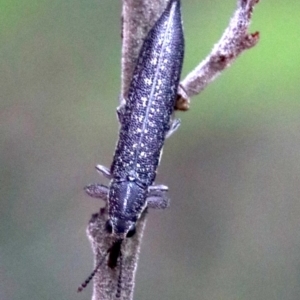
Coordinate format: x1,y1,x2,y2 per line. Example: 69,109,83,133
78,0,184,293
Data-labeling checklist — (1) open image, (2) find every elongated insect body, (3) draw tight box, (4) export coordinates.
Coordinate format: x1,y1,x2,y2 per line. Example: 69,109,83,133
108,0,184,238
79,0,184,292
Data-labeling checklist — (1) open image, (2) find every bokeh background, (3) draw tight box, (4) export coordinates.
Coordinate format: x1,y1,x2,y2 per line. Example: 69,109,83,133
1,0,300,299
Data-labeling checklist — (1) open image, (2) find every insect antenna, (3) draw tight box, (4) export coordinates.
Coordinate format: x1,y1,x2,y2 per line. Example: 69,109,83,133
77,248,109,292
77,239,124,293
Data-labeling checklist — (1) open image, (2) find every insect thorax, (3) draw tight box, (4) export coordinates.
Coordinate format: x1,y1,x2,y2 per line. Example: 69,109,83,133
107,179,148,236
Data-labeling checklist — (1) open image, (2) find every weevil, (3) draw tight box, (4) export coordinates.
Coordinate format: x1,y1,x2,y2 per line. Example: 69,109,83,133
78,0,184,292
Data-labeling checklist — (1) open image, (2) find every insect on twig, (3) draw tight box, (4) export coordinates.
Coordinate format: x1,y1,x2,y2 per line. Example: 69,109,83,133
79,0,261,298
78,0,184,297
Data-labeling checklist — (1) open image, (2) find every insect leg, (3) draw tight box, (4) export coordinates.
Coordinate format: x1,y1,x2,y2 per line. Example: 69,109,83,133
148,184,169,192
96,164,112,179
165,119,181,139
147,185,170,209
84,183,109,201
116,98,126,124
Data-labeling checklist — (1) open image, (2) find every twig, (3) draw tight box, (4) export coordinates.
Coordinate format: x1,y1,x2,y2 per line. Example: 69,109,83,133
84,0,260,299
85,209,147,300
177,0,260,110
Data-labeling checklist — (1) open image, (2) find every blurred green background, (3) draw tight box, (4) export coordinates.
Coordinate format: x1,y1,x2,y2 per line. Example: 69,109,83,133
1,0,300,299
